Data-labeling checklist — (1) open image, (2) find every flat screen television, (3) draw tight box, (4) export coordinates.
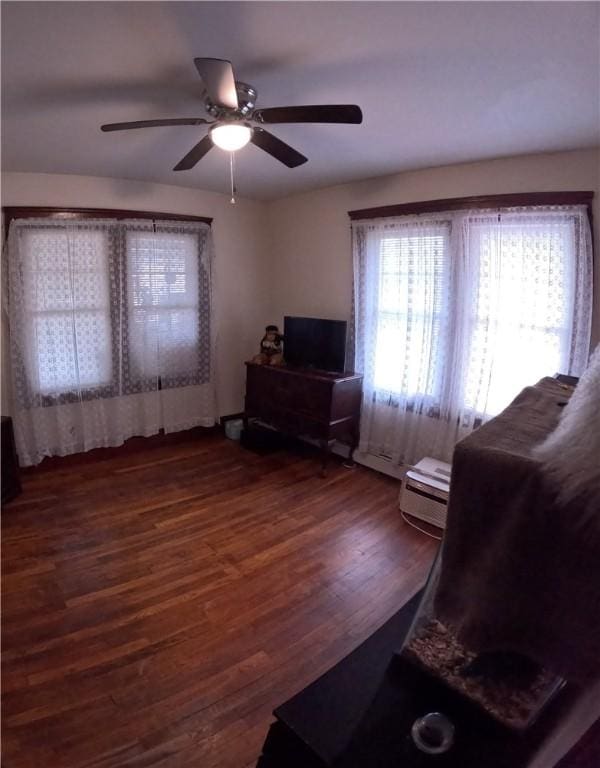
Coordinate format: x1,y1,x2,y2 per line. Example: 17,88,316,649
283,316,347,373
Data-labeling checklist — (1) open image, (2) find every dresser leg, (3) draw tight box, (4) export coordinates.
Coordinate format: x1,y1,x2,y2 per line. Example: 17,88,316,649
319,439,335,477
343,426,359,468
343,451,357,469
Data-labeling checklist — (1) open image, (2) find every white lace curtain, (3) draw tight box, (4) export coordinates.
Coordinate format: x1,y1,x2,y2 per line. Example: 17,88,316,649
6,217,216,466
352,205,593,466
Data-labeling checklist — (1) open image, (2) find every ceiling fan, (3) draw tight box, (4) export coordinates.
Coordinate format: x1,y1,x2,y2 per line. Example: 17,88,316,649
101,57,363,171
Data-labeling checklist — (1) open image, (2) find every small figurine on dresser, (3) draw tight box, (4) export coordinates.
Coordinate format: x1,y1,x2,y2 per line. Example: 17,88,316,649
251,324,284,366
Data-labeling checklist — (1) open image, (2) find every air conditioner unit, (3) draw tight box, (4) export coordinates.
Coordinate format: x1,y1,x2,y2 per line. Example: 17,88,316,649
399,457,452,530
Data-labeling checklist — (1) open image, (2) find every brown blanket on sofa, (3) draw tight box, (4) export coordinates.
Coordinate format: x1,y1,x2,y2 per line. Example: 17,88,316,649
434,378,600,683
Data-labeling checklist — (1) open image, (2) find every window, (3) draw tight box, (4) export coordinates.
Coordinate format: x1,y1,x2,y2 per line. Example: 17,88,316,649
127,230,200,379
375,226,450,398
21,227,113,394
463,215,579,416
8,212,212,400
369,211,587,418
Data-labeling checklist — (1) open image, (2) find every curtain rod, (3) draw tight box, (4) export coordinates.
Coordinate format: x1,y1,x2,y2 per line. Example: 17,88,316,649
348,191,594,221
2,206,213,230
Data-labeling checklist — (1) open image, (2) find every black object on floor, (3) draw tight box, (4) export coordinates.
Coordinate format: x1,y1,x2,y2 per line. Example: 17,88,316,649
256,591,576,767
1,416,21,504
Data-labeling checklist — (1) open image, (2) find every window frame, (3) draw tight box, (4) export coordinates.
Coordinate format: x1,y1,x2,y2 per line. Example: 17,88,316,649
19,225,115,397
350,191,594,420
348,190,593,229
373,227,452,402
122,223,212,392
3,207,213,404
3,207,212,230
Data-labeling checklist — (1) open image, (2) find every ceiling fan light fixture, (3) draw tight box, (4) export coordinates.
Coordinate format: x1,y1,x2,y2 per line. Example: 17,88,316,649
210,123,252,152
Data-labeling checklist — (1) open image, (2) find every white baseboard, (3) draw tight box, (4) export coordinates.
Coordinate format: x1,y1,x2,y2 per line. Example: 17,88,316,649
351,450,406,480
309,436,405,480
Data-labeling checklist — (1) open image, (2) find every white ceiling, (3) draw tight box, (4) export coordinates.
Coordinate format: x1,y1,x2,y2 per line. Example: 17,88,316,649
2,1,599,201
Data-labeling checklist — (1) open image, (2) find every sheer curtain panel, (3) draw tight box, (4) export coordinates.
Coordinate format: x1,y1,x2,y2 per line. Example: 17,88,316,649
352,205,593,466
125,219,215,434
7,217,215,466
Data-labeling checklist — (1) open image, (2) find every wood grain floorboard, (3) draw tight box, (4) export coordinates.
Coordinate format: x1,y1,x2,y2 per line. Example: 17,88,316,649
2,431,436,768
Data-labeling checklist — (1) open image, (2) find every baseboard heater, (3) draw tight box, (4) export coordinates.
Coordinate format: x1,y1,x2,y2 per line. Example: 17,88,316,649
399,457,452,530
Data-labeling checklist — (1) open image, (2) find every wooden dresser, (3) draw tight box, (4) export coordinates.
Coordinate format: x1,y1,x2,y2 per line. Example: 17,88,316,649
244,363,363,470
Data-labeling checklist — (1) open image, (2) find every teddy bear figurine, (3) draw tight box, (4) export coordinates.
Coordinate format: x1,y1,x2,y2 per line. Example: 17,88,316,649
251,324,284,366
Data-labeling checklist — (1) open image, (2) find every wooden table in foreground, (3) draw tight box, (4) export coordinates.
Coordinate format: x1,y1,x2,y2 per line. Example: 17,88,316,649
256,591,584,768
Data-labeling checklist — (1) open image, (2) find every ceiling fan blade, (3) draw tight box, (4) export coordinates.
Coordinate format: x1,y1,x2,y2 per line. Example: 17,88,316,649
101,118,210,132
173,135,214,171
253,105,363,125
194,57,238,110
250,128,307,168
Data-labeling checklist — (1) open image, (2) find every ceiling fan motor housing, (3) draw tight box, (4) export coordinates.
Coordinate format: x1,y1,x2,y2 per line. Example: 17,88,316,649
204,81,257,118
235,83,257,115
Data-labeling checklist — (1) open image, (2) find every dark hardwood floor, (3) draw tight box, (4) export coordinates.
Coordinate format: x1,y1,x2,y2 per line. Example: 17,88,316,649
1,431,437,768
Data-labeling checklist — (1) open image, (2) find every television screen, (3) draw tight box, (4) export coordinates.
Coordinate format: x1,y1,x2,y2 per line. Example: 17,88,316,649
283,316,347,372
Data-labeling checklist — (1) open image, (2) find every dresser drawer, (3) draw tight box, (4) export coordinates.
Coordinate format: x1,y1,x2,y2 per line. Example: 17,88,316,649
270,377,332,420
246,365,333,421
261,404,329,440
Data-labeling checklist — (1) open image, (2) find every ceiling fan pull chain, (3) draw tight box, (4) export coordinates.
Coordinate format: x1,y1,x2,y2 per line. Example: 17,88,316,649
229,152,237,204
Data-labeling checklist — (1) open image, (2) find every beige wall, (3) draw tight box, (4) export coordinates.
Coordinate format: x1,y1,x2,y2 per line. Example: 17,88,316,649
266,148,600,348
1,172,269,417
2,149,599,418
